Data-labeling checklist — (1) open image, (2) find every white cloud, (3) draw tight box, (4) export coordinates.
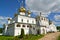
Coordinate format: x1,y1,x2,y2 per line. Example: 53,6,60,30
53,21,60,26
0,16,10,25
26,0,60,17
54,15,60,21
0,16,9,20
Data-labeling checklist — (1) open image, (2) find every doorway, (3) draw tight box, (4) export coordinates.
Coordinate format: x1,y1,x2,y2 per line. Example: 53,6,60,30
37,29,40,34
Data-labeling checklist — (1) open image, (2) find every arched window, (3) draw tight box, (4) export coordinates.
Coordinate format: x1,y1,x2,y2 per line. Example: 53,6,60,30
22,25,25,27
21,19,23,22
27,20,29,23
32,21,34,24
33,27,35,30
27,25,29,27
41,18,43,20
7,27,9,29
44,18,45,21
29,25,32,28
17,24,21,27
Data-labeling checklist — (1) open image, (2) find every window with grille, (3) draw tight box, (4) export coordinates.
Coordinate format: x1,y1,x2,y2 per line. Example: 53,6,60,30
27,20,29,23
17,24,21,27
22,25,25,27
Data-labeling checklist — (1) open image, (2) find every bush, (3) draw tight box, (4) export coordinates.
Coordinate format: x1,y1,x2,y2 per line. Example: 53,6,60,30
0,34,44,40
0,28,3,33
13,36,19,40
20,29,24,38
23,34,44,40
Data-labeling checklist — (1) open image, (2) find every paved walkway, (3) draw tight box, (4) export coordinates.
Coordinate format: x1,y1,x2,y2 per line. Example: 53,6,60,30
38,32,60,40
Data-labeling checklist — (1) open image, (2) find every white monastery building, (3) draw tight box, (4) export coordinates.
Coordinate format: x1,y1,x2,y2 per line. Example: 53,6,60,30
3,1,57,36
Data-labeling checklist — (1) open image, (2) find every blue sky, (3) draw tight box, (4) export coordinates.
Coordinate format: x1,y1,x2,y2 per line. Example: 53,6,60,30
0,0,60,28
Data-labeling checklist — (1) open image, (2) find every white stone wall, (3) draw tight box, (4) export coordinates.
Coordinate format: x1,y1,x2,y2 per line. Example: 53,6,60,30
7,24,14,36
36,16,49,34
30,25,37,35
13,16,18,22
49,23,57,32
40,27,47,34
14,23,30,36
10,16,18,24
17,15,36,24
3,25,8,35
40,20,49,26
14,23,37,36
10,15,36,25
20,12,25,15
36,16,49,27
8,20,11,24
5,14,36,36
40,17,49,27
46,27,51,32
5,13,57,36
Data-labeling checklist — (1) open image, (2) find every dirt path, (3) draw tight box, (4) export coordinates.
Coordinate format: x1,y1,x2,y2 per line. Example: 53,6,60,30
38,32,60,40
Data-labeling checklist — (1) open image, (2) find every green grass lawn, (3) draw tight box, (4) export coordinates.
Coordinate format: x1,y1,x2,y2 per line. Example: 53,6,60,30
0,34,44,40
23,34,44,40
0,35,14,40
57,35,60,40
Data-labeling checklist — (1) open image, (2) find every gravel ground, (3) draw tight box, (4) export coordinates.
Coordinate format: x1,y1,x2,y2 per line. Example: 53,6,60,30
38,32,60,40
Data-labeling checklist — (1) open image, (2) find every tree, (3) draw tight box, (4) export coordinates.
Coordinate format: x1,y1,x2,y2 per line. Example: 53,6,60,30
0,28,3,33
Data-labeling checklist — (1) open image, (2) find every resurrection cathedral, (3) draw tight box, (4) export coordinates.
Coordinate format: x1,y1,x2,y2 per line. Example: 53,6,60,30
3,0,57,36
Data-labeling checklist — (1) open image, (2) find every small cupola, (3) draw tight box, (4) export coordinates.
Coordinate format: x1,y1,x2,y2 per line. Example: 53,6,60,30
18,7,26,16
27,10,31,17
28,10,31,15
8,18,11,20
19,7,26,13
8,18,12,24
